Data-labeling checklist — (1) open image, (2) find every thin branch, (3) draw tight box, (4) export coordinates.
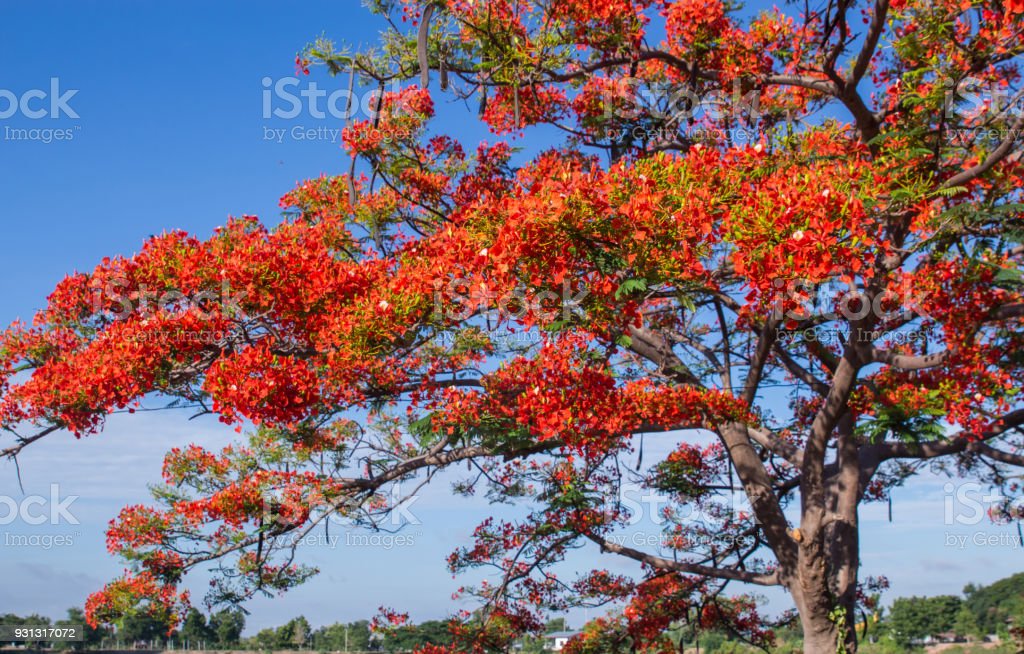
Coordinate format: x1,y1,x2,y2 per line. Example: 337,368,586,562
586,534,781,587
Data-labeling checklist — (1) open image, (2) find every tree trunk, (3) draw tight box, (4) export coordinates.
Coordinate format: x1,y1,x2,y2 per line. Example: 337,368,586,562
786,522,859,654
789,581,857,654
800,618,843,654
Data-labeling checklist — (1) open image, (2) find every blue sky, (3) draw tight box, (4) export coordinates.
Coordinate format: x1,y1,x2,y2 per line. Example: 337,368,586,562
0,0,1021,635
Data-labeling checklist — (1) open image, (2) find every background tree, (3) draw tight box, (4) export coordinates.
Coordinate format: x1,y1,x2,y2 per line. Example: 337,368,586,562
953,605,981,640
962,572,1024,636
2,0,1023,653
886,595,961,646
180,608,215,647
383,620,454,653
210,608,246,649
55,607,111,651
312,620,373,652
250,627,282,652
281,616,312,650
118,612,172,645
0,613,51,649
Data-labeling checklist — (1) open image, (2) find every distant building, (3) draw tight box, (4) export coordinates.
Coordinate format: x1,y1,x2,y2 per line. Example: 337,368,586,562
933,632,965,644
543,631,581,652
912,633,965,646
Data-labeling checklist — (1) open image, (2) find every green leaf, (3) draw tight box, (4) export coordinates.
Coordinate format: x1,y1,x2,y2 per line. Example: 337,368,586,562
615,277,648,300
994,266,1023,287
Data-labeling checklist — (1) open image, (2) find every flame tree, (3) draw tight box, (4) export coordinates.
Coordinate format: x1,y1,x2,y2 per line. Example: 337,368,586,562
2,0,1023,652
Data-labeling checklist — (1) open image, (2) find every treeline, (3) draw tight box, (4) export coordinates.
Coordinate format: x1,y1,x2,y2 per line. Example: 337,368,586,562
246,617,452,653
874,572,1024,648
684,573,1024,654
0,608,454,652
0,609,109,650
0,607,244,651
239,572,1020,654
5,571,1021,654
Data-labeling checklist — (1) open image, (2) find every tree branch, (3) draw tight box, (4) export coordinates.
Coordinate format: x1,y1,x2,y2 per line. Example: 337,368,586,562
586,533,781,587
942,113,1024,189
